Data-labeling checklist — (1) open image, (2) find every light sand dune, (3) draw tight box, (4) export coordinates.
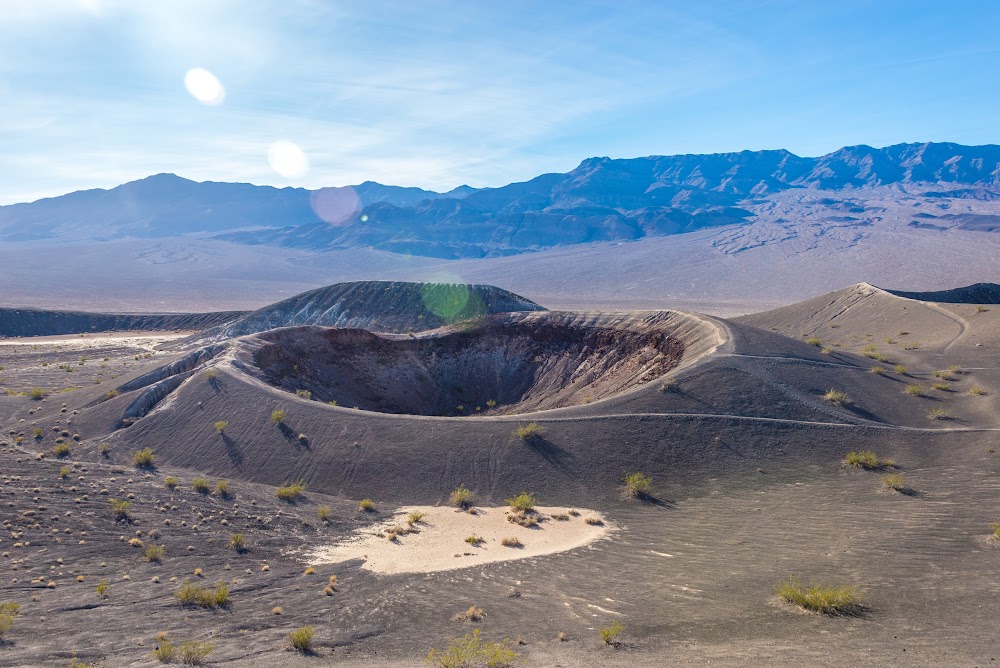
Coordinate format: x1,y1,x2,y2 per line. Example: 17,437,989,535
307,505,610,574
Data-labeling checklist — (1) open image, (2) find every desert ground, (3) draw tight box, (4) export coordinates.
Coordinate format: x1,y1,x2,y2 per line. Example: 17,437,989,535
1,280,998,667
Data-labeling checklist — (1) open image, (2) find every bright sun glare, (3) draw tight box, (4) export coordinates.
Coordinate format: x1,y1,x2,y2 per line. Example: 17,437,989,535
183,67,225,106
268,140,310,179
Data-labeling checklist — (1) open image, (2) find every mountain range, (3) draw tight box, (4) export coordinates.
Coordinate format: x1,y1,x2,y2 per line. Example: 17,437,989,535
4,142,1000,259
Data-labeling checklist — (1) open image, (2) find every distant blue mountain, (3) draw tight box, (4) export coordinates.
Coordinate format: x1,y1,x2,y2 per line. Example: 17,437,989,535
3,142,1000,257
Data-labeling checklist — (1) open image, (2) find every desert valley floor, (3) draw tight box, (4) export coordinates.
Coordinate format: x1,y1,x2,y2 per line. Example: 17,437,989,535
0,280,998,667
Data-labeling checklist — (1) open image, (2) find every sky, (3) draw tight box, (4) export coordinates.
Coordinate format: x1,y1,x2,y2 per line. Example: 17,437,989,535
1,0,1000,204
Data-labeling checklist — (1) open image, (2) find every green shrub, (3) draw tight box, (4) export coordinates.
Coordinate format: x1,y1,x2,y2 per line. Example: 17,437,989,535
179,640,214,665
622,471,653,498
927,408,948,420
229,533,247,552
990,519,1000,539
904,384,925,397
132,447,155,468
932,382,951,391
109,499,132,521
823,389,850,405
894,365,908,375
804,336,822,347
869,366,886,375
271,409,286,424
465,534,484,545
151,634,175,663
105,389,119,400
144,544,165,563
95,580,108,599
317,505,331,521
844,451,892,470
288,625,314,653
58,466,70,479
215,479,230,497
407,511,426,526
212,420,228,433
0,602,19,638
28,387,48,400
276,481,306,501
192,477,211,494
426,629,517,668
358,498,376,512
98,442,110,457
449,484,475,509
164,476,179,489
775,578,862,615
969,386,987,396
204,369,217,381
177,581,229,609
515,422,543,439
52,441,71,458
296,389,312,399
505,492,537,514
599,619,624,645
882,473,906,492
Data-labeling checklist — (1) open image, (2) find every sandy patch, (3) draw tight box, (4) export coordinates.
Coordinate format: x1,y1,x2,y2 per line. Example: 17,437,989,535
307,505,610,574
0,331,194,346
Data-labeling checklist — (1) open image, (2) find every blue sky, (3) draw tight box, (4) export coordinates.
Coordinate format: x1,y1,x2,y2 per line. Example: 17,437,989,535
1,0,999,203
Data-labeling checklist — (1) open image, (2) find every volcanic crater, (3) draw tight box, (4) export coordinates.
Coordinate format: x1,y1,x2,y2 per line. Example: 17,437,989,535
238,312,705,416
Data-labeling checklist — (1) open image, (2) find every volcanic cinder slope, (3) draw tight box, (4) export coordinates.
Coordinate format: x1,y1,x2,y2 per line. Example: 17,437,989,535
0,281,998,666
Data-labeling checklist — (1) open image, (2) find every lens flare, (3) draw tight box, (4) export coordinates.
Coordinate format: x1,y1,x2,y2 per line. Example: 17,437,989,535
183,68,225,106
267,140,310,179
310,186,361,226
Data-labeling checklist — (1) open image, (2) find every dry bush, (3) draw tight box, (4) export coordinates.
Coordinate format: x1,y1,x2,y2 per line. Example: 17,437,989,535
515,423,543,439
317,505,331,521
426,629,517,668
109,499,132,521
449,484,475,509
844,451,893,470
288,626,314,653
358,498,376,512
276,481,306,501
144,544,166,563
177,581,230,609
823,389,850,405
882,473,906,492
775,578,862,615
229,533,247,552
132,447,155,468
212,420,228,433
904,384,925,397
0,602,19,638
500,537,522,548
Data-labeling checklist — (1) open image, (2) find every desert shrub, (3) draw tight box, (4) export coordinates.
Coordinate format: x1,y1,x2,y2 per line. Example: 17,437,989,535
179,640,214,665
486,399,497,408
204,369,218,380
927,408,948,420
599,619,624,645
465,534,484,546
775,578,862,615
317,505,331,521
33,427,43,439
844,451,892,470
500,537,522,548
212,420,228,433
904,384,925,397
0,602,19,638
177,581,229,609
407,511,426,526
271,409,286,424
976,305,988,313
105,389,119,400
449,484,475,509
969,386,986,396
505,492,537,514
426,629,517,668
932,382,951,391
869,366,886,375
164,476,179,489
215,479,230,497
804,336,822,347
151,633,175,663
358,498,376,512
622,471,653,498
97,442,110,456
28,387,48,400
132,447,155,468
95,580,108,598
515,422,542,439
52,441,71,458
990,519,1000,540
228,533,247,552
288,625,314,653
109,499,132,520
823,390,850,405
894,365,908,375
276,481,306,501
296,389,312,399
144,544,166,563
882,473,906,492
584,516,604,526
59,466,70,479
192,477,211,494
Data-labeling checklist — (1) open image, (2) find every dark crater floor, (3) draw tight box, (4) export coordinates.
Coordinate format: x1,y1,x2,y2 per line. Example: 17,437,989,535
244,315,686,416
